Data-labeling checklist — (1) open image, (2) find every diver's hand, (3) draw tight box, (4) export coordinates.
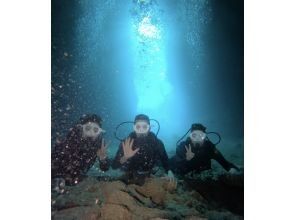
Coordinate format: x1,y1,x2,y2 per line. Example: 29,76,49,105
120,138,139,163
161,170,176,182
162,170,177,189
97,138,109,161
167,170,176,182
185,144,195,161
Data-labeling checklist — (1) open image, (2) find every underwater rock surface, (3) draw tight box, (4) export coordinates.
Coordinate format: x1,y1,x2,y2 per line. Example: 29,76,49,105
52,176,243,220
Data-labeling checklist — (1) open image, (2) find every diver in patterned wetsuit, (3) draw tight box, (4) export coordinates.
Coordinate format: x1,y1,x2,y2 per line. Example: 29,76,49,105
170,123,240,176
112,114,175,185
51,114,109,187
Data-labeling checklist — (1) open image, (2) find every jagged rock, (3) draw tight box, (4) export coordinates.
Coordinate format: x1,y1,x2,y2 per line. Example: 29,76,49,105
52,176,242,220
184,217,207,220
100,204,131,220
131,178,175,206
52,178,128,210
206,210,243,220
132,206,174,219
52,206,100,220
52,177,104,210
128,185,154,207
149,218,169,220
219,174,244,188
105,189,138,208
102,180,175,219
184,174,244,216
98,180,127,203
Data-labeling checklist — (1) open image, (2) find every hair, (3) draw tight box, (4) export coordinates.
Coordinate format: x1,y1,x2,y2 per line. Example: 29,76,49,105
79,114,102,127
134,114,150,124
191,123,206,132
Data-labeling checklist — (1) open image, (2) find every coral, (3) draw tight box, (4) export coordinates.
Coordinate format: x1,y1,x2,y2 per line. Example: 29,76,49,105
52,206,100,220
52,176,243,220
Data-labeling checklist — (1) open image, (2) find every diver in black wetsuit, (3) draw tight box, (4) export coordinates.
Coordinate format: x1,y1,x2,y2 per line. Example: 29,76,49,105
112,114,175,185
170,123,240,176
51,114,110,188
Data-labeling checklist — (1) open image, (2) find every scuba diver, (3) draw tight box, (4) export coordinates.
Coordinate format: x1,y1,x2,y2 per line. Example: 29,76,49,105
51,114,110,189
112,114,175,186
170,123,240,176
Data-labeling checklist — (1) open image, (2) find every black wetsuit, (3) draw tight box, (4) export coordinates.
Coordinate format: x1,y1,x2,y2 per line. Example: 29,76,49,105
112,132,169,185
170,138,238,175
51,127,109,185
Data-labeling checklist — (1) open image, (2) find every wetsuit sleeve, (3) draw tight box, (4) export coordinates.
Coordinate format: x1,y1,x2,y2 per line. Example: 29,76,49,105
111,142,124,169
211,145,239,171
51,129,77,178
95,138,110,171
51,143,63,178
176,142,187,160
156,139,170,173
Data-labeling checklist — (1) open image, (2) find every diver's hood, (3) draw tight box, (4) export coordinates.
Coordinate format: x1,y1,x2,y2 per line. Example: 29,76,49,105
191,123,206,132
134,114,150,124
79,114,103,127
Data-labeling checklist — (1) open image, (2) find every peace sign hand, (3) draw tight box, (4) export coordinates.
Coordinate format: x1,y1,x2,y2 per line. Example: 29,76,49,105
120,138,139,164
185,144,195,161
97,138,109,161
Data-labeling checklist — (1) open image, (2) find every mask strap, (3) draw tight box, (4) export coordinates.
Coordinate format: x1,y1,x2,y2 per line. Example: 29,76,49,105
176,128,191,146
114,119,161,141
114,121,134,141
150,119,160,136
206,131,221,145
98,127,106,134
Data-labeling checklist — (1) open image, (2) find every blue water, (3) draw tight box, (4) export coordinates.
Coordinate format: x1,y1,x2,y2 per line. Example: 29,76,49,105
52,0,243,165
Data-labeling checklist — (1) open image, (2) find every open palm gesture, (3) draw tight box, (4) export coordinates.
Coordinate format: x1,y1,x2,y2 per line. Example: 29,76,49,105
122,138,139,160
185,144,195,161
97,138,109,161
